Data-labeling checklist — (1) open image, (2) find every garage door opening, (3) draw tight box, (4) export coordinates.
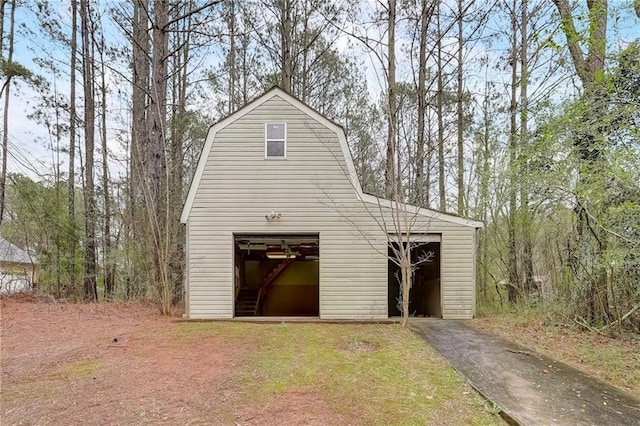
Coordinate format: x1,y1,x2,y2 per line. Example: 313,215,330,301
234,235,319,317
388,241,441,318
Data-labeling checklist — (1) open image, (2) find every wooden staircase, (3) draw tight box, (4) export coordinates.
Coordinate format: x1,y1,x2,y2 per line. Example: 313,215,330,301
235,258,294,317
235,288,259,316
259,258,294,296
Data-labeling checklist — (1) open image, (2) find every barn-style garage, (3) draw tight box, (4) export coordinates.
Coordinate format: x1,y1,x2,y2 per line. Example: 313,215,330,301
181,87,482,320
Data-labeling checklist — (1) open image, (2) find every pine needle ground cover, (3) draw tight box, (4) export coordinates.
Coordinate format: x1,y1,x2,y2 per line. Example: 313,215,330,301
1,299,502,425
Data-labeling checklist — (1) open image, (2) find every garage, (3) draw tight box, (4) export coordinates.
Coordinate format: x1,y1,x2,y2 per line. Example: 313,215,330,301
182,88,481,320
233,234,319,317
388,239,441,318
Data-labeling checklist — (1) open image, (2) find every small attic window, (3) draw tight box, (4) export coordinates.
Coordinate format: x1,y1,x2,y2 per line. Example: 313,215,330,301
265,123,286,159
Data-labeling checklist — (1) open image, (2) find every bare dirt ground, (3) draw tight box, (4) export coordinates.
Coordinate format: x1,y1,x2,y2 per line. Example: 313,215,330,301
0,296,341,425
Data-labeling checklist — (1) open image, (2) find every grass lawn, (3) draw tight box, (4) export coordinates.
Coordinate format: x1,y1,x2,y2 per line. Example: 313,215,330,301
1,300,503,425
177,322,503,425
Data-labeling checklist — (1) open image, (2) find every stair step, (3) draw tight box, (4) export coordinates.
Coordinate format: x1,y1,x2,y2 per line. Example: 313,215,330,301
235,287,261,316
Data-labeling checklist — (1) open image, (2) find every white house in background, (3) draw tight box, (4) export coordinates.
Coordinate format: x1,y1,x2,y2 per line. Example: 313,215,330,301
181,87,482,320
0,237,37,294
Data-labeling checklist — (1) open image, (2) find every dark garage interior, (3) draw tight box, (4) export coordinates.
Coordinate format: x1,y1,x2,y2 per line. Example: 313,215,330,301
234,234,319,317
388,241,441,318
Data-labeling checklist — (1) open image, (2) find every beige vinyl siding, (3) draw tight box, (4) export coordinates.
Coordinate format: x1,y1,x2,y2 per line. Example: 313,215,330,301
184,222,190,313
188,95,388,320
441,227,476,319
366,206,477,319
187,231,234,318
185,93,477,319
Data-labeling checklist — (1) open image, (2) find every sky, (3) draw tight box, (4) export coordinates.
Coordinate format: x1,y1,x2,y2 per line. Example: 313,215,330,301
3,0,640,185
6,1,131,182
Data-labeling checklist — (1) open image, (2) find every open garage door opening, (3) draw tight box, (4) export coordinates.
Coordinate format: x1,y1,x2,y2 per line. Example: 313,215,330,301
388,240,441,318
234,235,319,317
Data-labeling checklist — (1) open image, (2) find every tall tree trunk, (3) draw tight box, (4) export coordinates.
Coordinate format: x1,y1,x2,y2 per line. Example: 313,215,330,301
53,80,62,299
553,0,610,322
169,1,189,305
241,10,250,105
385,0,397,200
226,0,236,114
436,7,445,211
99,34,114,299
385,0,411,329
281,0,292,92
507,0,519,303
479,80,492,302
425,112,433,206
0,0,15,227
80,0,97,301
415,0,432,207
130,0,149,298
148,1,168,208
68,0,78,297
242,31,249,104
520,0,534,295
147,0,170,313
0,0,5,53
553,0,607,89
456,0,465,216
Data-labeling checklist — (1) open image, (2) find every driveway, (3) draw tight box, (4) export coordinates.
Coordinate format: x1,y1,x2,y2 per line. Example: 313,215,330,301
412,320,640,426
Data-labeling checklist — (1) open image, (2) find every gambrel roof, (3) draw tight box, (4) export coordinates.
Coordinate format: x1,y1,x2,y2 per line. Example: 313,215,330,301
181,87,483,228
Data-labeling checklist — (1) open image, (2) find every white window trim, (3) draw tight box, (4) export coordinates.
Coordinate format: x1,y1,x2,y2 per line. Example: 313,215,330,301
264,123,287,159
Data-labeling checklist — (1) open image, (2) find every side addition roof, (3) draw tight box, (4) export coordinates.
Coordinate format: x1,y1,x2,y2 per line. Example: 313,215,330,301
0,237,35,265
180,87,483,228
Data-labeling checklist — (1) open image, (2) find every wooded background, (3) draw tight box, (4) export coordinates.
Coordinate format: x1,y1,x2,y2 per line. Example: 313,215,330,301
0,0,638,333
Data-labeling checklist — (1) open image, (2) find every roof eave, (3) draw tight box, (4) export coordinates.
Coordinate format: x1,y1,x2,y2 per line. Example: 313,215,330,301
360,193,484,228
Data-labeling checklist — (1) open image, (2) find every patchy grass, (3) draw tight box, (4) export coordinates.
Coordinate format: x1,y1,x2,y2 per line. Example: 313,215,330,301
1,301,503,425
474,312,640,399
171,321,504,424
49,360,100,380
228,323,501,425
